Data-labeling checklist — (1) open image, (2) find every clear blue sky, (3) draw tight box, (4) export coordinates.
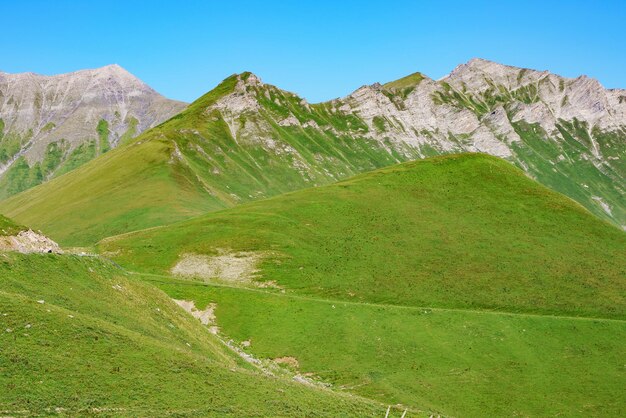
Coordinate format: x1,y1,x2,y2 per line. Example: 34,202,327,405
2,0,625,103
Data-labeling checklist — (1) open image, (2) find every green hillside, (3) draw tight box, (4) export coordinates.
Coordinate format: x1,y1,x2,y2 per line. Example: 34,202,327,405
0,214,25,235
154,277,626,417
102,153,626,318
98,153,626,416
0,73,412,247
0,251,384,416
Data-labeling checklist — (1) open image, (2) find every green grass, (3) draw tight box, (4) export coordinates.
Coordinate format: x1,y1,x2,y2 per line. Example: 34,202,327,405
3,153,625,416
0,157,43,199
154,277,626,417
94,153,625,416
0,252,383,416
0,138,226,246
0,214,25,235
383,72,425,90
96,119,110,154
0,140,68,199
102,154,626,319
53,140,98,177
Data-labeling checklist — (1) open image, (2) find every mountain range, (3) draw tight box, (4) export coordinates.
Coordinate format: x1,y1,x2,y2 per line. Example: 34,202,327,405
0,58,623,244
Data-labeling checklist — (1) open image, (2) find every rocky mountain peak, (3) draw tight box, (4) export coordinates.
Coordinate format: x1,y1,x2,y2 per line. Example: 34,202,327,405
0,65,186,196
238,72,263,87
446,58,547,91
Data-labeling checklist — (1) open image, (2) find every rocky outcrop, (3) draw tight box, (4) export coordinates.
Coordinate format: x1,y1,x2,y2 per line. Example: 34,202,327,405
0,229,62,253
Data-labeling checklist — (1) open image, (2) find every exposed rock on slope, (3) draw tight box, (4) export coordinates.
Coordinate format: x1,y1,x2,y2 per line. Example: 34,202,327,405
0,64,186,197
172,63,625,228
0,228,61,253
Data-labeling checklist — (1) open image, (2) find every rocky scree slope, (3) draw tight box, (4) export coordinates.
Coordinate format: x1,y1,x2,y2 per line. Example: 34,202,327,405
2,60,625,245
0,64,186,197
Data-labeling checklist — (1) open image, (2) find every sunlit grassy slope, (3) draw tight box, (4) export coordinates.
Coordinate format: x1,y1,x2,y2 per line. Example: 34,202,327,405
0,252,382,416
155,277,626,417
0,214,25,235
97,153,626,416
0,73,411,247
102,153,626,319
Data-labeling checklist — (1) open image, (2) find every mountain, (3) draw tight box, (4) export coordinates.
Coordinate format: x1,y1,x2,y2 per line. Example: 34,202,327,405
99,153,626,416
0,216,382,416
1,60,625,246
0,64,186,197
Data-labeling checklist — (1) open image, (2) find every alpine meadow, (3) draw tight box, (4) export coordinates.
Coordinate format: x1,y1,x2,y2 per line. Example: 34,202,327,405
1,1,625,417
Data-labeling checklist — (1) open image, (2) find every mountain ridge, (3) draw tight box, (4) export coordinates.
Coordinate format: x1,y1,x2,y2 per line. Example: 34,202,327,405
1,59,624,245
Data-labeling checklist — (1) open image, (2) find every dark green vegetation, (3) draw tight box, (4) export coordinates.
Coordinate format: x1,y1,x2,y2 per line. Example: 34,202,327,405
0,252,383,416
103,154,626,319
96,119,111,154
0,119,32,166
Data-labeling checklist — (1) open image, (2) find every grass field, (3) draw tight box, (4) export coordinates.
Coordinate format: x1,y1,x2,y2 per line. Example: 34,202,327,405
0,214,25,235
96,153,626,415
3,153,624,416
0,252,385,416
153,276,626,417
102,154,626,319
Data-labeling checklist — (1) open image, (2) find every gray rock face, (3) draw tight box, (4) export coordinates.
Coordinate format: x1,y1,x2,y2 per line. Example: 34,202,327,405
0,64,186,186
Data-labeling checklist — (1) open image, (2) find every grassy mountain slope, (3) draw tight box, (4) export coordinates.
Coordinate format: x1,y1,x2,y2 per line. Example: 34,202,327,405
0,136,225,247
98,153,626,416
102,154,626,319
0,214,25,235
0,252,383,416
0,73,414,246
154,277,626,417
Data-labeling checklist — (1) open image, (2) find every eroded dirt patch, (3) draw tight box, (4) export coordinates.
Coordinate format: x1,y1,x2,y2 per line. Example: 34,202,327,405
171,249,278,287
173,299,219,334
